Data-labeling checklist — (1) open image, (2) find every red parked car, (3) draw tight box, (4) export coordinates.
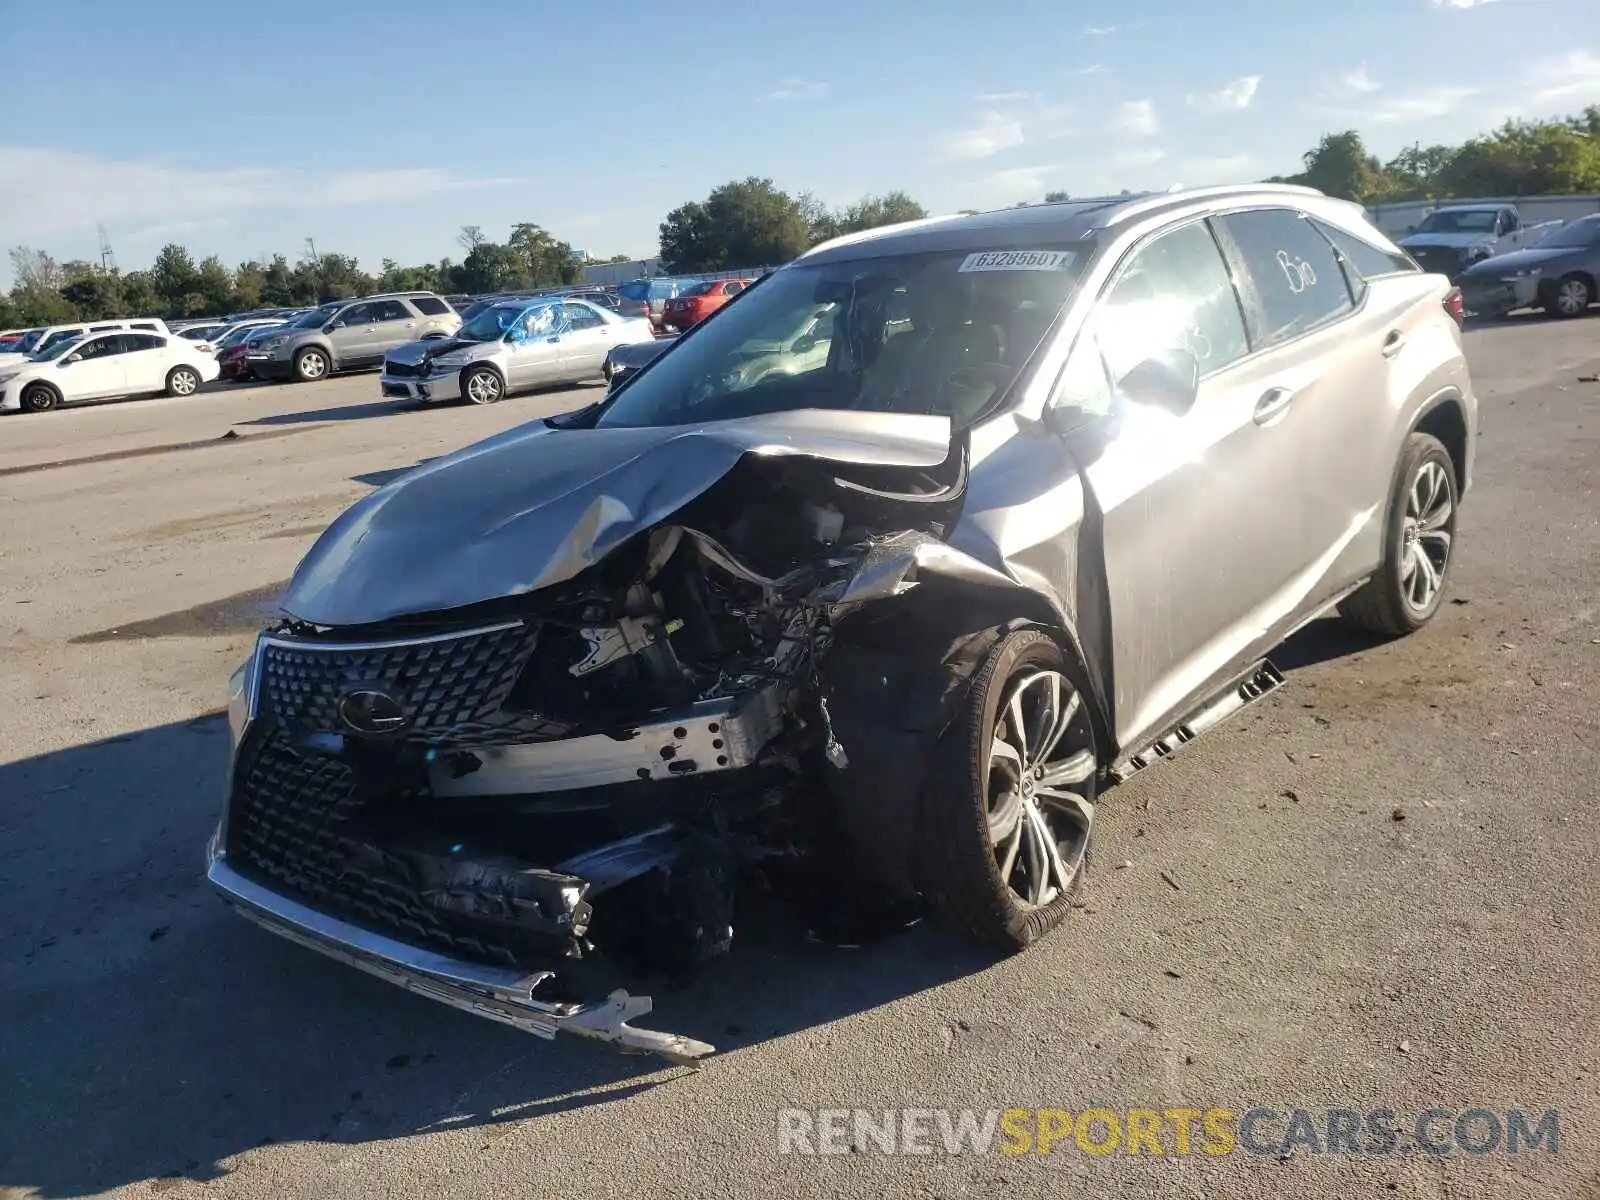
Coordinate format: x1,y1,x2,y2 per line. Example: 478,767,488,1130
659,278,754,330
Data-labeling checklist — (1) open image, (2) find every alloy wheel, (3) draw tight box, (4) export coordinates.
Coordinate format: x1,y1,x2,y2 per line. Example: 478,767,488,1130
298,351,327,380
986,668,1095,909
170,369,198,395
466,371,502,404
1556,279,1590,317
1400,459,1453,612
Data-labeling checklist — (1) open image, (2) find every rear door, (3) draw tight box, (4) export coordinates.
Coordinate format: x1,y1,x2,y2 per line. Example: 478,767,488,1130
119,333,175,392
368,299,420,357
1211,208,1395,609
1047,216,1315,752
556,303,612,378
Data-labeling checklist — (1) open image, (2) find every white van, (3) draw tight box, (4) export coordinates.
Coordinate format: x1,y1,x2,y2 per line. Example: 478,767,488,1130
0,319,172,367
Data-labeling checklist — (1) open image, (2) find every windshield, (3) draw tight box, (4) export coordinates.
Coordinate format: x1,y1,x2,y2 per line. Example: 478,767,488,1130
16,329,47,353
221,324,274,347
33,335,88,362
1534,217,1600,249
1416,209,1498,234
680,281,716,298
617,281,650,301
459,301,559,342
33,330,87,357
597,245,1091,430
290,303,340,329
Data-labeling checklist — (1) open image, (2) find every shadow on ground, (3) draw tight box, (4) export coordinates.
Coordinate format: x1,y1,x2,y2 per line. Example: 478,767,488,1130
244,397,424,427
0,718,988,1197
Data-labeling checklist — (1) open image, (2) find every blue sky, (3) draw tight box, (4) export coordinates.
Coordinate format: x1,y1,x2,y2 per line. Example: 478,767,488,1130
2,0,1596,285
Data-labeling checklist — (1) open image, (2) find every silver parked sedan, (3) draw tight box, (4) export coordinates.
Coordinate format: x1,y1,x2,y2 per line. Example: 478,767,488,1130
212,184,1476,1063
379,297,655,405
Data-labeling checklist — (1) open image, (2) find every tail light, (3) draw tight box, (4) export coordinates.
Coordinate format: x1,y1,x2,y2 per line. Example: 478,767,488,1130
1443,288,1465,327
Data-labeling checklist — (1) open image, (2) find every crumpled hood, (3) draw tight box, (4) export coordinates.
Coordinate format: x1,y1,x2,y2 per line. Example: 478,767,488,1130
280,409,954,627
1458,245,1575,277
1400,231,1490,250
385,336,496,366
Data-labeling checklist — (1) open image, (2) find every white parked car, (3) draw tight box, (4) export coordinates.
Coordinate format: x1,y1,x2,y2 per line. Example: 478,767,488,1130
0,318,172,368
0,330,221,413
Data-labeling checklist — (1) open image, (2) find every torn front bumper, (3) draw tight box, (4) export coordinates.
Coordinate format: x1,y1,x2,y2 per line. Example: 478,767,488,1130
379,369,462,404
1458,275,1540,317
207,830,715,1065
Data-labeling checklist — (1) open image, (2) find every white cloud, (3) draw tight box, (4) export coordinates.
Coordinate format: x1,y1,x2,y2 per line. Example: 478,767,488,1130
1431,0,1507,8
943,112,1026,160
1114,100,1159,138
1113,147,1168,169
0,147,520,243
1067,64,1108,77
976,90,1036,104
1340,66,1380,95
964,164,1063,204
1179,153,1261,181
1082,24,1118,35
1365,85,1479,122
1187,75,1262,113
1526,50,1600,108
758,78,828,102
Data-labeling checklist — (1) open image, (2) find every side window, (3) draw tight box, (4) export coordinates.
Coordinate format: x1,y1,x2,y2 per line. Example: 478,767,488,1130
131,322,157,331
126,334,167,351
370,299,411,322
723,282,743,295
90,324,121,333
563,303,604,330
337,304,375,327
410,296,449,316
1500,209,1518,234
75,336,124,360
1215,210,1354,349
1310,220,1419,281
1097,219,1251,382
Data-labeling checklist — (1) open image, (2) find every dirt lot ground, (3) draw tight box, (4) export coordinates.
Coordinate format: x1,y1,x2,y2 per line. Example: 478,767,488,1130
2,320,1597,1199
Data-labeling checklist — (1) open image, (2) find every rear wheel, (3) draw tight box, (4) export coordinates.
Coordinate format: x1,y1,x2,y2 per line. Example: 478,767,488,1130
21,382,59,413
1339,432,1458,635
1542,273,1592,319
293,347,329,382
165,365,201,397
919,628,1098,952
462,366,503,405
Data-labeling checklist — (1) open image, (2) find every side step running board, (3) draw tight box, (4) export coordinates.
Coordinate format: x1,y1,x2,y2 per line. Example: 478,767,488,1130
1109,659,1286,783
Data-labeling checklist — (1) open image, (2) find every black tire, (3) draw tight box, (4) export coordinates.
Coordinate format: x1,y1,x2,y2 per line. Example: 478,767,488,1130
1541,273,1593,319
461,366,504,405
293,347,330,383
164,365,201,397
918,628,1099,952
21,382,59,413
1339,432,1458,636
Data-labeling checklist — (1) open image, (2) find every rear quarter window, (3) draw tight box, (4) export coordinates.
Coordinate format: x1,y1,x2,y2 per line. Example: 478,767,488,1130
1312,220,1420,280
411,296,450,315
1214,209,1355,349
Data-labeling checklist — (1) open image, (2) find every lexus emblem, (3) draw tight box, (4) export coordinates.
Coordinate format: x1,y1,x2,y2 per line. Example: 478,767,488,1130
338,689,409,736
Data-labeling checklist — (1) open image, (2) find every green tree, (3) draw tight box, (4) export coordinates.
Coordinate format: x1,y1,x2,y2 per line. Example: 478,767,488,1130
151,243,200,314
1381,144,1457,200
233,261,266,310
450,242,524,294
120,270,162,316
1436,119,1600,196
258,255,296,306
837,191,928,233
508,223,583,287
1043,190,1073,203
196,255,235,314
1289,131,1391,203
60,265,123,319
659,177,810,272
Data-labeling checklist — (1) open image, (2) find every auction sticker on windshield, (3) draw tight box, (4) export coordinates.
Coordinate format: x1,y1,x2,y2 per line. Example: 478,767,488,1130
958,250,1077,272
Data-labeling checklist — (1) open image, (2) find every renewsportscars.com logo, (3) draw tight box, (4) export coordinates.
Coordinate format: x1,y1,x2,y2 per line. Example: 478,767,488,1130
775,1107,1562,1158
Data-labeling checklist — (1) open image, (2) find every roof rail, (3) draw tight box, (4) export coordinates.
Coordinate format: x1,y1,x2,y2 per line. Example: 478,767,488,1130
1093,182,1325,227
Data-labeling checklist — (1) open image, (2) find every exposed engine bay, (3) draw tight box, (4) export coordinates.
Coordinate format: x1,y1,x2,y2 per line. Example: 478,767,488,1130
214,438,1006,1064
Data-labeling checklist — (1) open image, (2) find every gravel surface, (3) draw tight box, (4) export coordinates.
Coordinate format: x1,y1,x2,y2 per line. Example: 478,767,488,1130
1,322,1596,1199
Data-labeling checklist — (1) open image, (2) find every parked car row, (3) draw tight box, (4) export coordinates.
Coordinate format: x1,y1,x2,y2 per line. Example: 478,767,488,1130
0,323,220,413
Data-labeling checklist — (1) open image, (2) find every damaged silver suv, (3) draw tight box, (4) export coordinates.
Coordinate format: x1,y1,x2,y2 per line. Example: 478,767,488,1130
211,185,1477,1063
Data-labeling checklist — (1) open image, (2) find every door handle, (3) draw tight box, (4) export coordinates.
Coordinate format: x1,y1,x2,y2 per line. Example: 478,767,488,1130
1381,330,1406,358
1253,386,1295,425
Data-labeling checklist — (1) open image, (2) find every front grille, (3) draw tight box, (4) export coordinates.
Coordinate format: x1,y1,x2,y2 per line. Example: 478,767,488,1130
258,622,538,741
1409,246,1463,277
381,383,412,398
226,728,536,966
384,360,422,378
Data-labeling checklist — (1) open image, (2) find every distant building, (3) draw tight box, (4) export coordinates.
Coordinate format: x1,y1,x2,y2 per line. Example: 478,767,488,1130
581,257,662,286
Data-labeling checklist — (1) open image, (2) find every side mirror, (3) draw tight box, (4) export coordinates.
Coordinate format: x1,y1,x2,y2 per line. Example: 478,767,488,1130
1116,348,1200,416
791,334,816,354
62,353,82,365
323,322,339,333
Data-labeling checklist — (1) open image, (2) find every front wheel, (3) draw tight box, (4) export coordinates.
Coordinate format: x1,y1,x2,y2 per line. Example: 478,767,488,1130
293,347,330,382
918,628,1098,952
1339,432,1458,635
1542,273,1593,319
165,366,201,397
21,382,59,413
461,366,504,405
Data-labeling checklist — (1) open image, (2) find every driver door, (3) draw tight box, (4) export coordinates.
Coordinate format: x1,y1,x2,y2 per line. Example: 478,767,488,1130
503,306,565,389
57,335,129,400
1049,216,1314,754
556,303,612,380
327,303,377,366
